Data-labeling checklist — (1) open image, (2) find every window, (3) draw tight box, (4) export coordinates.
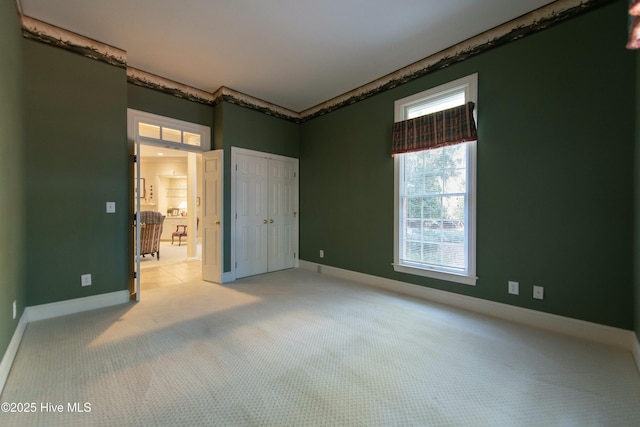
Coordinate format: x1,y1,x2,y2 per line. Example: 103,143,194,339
393,74,477,285
127,109,211,153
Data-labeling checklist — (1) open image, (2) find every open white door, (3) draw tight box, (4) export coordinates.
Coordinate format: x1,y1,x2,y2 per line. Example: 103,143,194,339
202,149,223,283
135,137,142,301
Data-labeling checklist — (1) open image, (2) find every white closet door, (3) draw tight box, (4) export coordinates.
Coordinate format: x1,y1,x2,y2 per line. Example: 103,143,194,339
268,158,296,272
235,153,269,278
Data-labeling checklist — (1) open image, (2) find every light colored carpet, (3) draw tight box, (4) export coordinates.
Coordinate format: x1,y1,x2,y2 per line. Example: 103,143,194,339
1,269,639,426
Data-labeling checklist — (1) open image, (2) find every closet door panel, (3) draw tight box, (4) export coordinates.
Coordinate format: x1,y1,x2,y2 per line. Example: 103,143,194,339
235,154,268,278
268,159,295,272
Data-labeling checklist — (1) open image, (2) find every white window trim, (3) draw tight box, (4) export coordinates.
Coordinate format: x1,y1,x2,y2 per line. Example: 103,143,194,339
392,74,478,286
127,109,211,153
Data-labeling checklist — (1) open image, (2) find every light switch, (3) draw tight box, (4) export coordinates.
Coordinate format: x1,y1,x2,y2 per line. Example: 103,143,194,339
106,202,116,213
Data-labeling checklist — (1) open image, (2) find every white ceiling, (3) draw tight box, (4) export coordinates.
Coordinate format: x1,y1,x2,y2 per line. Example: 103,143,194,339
138,145,187,159
20,0,555,112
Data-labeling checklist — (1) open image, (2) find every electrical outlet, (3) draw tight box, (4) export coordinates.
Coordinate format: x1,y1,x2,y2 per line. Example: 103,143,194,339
508,281,519,295
81,274,92,287
106,202,116,213
319,249,324,258
12,300,16,320
533,285,544,300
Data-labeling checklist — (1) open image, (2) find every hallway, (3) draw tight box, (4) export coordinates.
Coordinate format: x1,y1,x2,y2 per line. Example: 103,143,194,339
139,241,202,290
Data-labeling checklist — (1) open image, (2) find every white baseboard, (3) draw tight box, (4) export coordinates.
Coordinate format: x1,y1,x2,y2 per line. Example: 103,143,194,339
26,290,130,323
1,291,131,393
299,261,635,351
222,271,235,284
0,312,28,395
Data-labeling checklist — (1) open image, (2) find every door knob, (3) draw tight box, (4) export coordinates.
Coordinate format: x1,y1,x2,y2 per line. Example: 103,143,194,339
263,219,268,224
270,219,274,223
215,221,220,225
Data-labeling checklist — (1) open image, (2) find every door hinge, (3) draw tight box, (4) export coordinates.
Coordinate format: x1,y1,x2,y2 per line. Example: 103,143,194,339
235,262,237,268
134,271,137,279
293,212,297,218
133,155,137,163
235,164,238,171
294,252,297,259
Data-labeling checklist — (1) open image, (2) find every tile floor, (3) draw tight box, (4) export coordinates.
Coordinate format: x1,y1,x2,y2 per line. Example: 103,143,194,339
138,240,201,290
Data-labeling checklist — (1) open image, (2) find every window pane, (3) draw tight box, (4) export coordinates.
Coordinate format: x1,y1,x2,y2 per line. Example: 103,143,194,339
444,169,466,193
442,244,465,269
443,226,464,244
405,152,423,174
406,241,422,262
406,91,465,119
139,123,160,139
184,132,201,146
406,220,422,241
423,242,441,264
443,196,464,220
423,224,442,243
424,148,443,170
423,197,442,220
405,173,424,196
424,175,443,194
407,198,422,218
445,144,466,168
162,127,182,143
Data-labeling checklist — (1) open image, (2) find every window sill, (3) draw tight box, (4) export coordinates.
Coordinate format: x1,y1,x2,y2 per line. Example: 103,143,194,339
393,263,477,286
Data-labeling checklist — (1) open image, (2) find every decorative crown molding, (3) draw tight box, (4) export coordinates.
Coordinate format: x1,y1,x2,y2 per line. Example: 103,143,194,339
212,86,301,122
126,69,300,122
19,0,611,123
299,0,612,121
126,67,216,105
21,15,126,69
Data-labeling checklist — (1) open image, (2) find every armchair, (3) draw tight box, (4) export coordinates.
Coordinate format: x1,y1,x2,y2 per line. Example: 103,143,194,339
139,211,165,260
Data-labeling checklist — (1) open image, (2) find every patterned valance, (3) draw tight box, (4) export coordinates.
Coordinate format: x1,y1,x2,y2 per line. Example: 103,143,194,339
392,101,477,156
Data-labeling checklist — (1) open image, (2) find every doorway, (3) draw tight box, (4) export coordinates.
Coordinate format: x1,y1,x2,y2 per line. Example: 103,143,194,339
128,108,213,300
137,144,202,290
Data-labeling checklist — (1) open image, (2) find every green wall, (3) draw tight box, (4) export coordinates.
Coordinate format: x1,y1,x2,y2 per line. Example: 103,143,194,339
24,40,129,306
127,83,215,129
221,102,300,158
300,1,636,329
0,0,26,360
